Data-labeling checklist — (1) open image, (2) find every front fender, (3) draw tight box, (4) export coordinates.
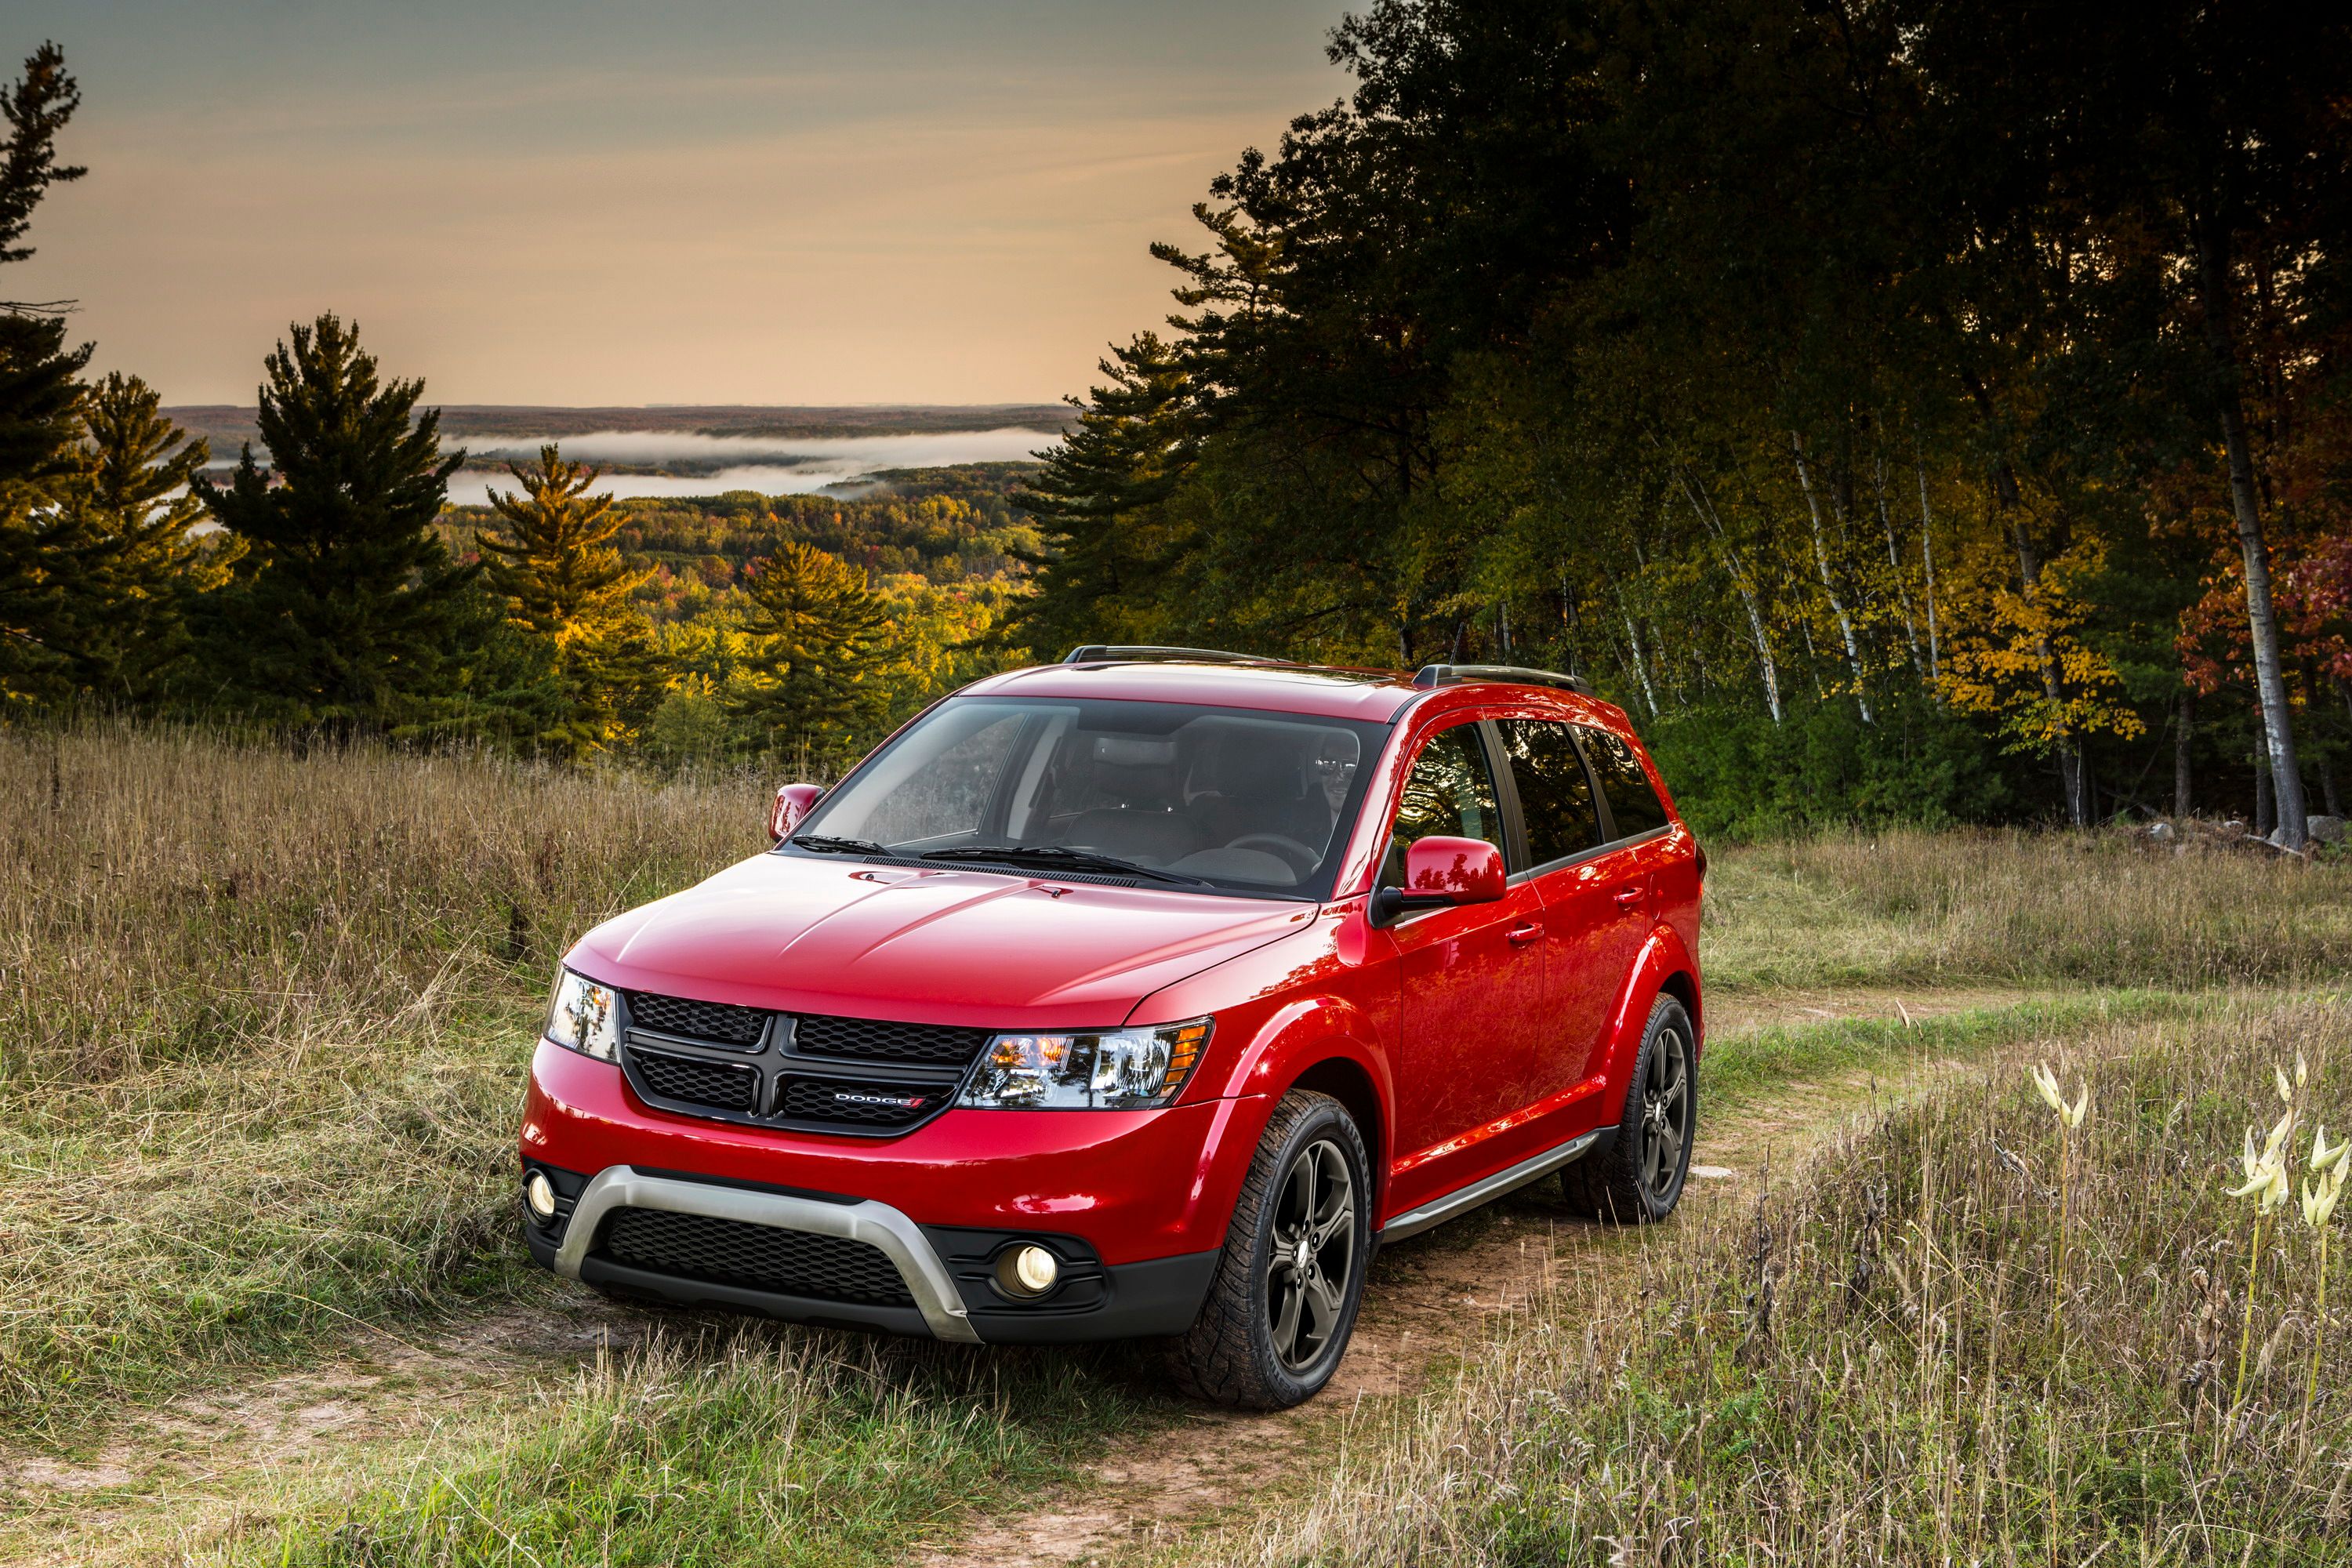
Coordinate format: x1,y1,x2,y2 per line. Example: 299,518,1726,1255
1593,922,1703,1102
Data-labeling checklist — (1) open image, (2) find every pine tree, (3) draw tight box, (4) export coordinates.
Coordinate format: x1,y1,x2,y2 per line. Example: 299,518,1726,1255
194,314,472,731
38,374,239,698
1010,332,1199,659
477,444,655,757
0,42,91,705
732,541,888,767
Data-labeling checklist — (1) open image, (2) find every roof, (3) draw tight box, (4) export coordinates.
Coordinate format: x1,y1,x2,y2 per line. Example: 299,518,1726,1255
961,656,1632,728
964,659,1423,721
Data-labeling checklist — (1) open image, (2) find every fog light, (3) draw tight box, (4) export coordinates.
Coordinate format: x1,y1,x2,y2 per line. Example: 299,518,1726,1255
524,1171,557,1221
996,1243,1059,1298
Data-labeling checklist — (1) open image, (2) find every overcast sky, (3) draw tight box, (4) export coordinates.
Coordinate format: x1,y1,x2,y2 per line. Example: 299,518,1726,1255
5,1,1345,405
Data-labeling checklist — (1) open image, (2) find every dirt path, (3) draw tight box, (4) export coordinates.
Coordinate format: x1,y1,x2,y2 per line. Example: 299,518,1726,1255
0,987,2031,1566
902,990,2024,1568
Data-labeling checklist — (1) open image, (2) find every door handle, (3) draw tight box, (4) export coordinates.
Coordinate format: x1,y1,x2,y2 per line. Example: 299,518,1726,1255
1507,923,1544,945
1613,886,1646,908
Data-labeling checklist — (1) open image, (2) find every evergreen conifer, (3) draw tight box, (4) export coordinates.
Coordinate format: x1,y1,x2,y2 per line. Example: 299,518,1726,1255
732,541,887,768
478,444,655,757
194,314,472,731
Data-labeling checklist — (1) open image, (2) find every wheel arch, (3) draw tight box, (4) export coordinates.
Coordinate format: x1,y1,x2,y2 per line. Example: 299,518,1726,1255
1283,1054,1386,1215
1595,924,1704,1094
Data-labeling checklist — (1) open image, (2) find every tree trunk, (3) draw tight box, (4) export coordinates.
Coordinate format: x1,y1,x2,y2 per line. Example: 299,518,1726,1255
2199,216,2307,848
2011,522,2085,826
1675,467,1782,723
1791,434,1871,722
1915,454,1942,684
2175,688,2194,818
1875,456,1924,679
2256,743,2275,837
1602,568,1659,717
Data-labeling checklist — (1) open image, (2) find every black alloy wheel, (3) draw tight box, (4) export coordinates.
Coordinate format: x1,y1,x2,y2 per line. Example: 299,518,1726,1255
1563,995,1698,1223
1636,1016,1692,1202
1265,1136,1356,1372
1172,1089,1372,1409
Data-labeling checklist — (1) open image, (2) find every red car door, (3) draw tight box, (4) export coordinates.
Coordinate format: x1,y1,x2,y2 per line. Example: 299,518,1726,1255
1382,719,1546,1192
1491,717,1628,1108
1564,723,1679,1083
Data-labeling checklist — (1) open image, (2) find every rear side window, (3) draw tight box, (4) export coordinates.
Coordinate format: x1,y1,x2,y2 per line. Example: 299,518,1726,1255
1496,719,1602,866
1579,726,1670,840
1382,723,1502,886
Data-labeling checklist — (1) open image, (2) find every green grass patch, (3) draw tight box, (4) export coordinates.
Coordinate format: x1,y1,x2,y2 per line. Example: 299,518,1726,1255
205,1330,1168,1568
1700,989,2223,1113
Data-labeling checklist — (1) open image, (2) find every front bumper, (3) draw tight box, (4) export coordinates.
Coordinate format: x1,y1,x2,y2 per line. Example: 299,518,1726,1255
520,1040,1261,1263
519,1041,1251,1342
521,1163,1220,1343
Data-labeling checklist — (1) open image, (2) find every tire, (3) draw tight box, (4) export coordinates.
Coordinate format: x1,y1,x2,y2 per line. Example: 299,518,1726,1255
1563,995,1697,1224
1171,1090,1373,1410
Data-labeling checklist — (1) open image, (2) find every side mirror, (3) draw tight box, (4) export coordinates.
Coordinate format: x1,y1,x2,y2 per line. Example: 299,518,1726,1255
768,782,826,844
1370,835,1506,926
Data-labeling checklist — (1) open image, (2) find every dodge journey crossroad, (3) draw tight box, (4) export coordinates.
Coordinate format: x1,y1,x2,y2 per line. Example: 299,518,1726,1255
517,648,1704,1409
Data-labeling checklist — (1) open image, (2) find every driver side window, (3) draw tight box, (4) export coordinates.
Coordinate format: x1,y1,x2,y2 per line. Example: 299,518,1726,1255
1381,723,1501,887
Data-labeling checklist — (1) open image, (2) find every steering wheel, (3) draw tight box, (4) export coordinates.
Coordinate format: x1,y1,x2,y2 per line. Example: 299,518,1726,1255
1227,833,1322,878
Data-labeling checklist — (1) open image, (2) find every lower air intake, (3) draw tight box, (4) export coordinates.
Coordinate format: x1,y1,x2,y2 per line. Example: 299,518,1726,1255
600,1207,913,1306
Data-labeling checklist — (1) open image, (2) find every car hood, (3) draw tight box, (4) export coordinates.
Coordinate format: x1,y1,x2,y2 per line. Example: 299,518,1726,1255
567,852,1319,1028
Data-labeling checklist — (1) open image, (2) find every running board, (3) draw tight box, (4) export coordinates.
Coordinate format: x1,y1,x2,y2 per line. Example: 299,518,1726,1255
1377,1128,1607,1243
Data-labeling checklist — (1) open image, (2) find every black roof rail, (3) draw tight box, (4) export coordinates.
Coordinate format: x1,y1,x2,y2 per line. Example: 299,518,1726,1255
1062,644,1284,666
1413,662,1596,697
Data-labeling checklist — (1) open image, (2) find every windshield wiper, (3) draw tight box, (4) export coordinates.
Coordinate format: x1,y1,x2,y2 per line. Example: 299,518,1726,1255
918,844,1210,887
789,833,891,856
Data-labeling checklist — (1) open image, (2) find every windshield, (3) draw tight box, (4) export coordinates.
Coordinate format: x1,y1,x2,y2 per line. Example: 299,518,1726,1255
789,696,1391,899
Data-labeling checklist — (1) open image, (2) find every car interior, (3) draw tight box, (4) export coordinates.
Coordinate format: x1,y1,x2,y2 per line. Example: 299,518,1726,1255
810,700,1381,891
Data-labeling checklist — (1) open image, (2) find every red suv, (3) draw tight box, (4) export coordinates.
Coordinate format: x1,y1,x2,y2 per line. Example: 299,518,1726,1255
517,649,1703,1408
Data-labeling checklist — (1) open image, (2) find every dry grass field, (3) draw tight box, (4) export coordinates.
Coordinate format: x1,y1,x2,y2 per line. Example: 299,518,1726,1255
5,719,2352,1564
1204,998,2352,1565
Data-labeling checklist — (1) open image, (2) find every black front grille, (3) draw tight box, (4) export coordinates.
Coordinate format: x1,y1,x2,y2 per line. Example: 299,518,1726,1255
790,1014,991,1067
627,991,768,1047
601,1207,913,1306
776,1075,942,1127
633,1048,759,1112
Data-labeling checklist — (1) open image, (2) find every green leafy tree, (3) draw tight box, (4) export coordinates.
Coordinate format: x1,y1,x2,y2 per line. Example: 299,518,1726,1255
478,444,655,757
731,541,887,768
194,314,473,731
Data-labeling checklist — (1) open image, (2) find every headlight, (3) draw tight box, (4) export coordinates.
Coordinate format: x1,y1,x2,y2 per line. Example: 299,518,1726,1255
956,1018,1212,1110
544,968,622,1061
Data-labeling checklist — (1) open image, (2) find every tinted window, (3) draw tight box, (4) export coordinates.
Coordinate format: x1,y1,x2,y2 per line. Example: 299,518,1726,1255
1382,724,1502,886
1497,719,1603,866
1580,726,1670,839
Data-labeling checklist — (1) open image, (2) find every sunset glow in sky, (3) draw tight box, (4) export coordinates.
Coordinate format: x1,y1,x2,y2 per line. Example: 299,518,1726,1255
6,1,1344,405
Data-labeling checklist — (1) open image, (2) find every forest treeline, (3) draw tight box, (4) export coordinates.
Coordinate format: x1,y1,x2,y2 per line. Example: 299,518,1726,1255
9,8,2352,842
0,44,1030,771
1011,0,2352,842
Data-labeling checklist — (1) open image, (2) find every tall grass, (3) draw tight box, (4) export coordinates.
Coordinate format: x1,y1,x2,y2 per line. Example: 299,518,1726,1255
1705,828,2352,991
0,720,762,1441
1208,1000,2352,1565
